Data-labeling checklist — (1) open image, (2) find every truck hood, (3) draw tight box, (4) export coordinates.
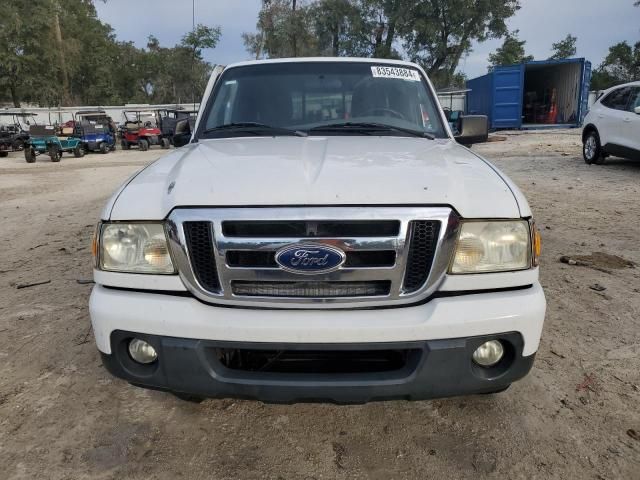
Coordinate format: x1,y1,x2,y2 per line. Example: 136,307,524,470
106,136,526,220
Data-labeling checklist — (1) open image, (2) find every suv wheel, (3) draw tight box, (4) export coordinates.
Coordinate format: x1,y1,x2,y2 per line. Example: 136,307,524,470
583,130,605,165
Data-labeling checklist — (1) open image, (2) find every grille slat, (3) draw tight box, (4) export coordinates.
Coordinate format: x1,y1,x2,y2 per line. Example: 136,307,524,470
226,250,396,268
403,221,440,293
223,220,400,238
183,221,221,293
232,281,391,298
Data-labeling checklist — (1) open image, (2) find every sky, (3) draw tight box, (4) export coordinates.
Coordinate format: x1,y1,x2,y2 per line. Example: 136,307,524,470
95,0,640,79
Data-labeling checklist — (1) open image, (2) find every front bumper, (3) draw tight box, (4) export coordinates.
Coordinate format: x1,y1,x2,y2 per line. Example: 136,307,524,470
101,331,535,403
90,283,545,402
90,283,545,356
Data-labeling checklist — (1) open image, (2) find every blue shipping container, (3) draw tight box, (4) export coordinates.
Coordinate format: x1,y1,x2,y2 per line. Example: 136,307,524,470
466,58,592,129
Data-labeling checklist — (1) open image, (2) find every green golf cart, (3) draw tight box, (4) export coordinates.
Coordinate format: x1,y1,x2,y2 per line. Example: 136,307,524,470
24,124,84,163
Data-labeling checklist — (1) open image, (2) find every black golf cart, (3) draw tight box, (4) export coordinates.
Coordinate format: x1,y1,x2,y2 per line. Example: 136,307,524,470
157,108,198,145
0,112,38,157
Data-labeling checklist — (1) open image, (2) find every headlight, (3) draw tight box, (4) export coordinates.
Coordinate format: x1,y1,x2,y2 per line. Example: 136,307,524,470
99,223,175,274
450,220,531,274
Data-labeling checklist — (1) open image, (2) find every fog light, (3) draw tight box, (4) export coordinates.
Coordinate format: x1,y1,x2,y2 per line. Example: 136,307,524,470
128,339,158,364
472,340,504,367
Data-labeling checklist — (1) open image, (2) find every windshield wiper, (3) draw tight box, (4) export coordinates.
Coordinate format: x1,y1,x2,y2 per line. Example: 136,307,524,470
307,122,435,139
203,122,307,137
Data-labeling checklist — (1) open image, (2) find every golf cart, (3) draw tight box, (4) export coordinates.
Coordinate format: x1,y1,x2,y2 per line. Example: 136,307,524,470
157,108,197,145
24,124,84,163
120,109,169,150
73,110,117,154
0,112,37,157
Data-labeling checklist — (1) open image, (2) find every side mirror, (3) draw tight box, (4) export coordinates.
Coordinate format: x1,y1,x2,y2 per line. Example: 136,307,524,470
634,106,640,115
455,115,489,146
173,119,191,148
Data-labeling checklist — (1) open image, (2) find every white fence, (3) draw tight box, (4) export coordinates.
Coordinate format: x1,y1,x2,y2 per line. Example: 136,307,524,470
2,103,199,125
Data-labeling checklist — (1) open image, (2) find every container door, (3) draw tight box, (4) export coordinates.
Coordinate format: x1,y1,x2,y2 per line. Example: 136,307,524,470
491,65,524,129
578,60,592,125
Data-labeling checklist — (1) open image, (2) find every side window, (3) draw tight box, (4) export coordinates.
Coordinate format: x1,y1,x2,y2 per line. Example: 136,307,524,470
628,87,640,112
600,87,632,111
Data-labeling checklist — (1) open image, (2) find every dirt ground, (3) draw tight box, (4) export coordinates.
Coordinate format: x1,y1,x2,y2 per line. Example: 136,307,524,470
1,131,639,479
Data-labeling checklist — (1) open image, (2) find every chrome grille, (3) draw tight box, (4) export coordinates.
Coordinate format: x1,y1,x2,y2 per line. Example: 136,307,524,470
167,207,458,309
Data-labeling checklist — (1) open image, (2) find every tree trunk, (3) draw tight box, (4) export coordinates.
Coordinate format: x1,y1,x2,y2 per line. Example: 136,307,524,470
374,23,384,57
53,11,72,106
292,0,298,57
10,82,20,108
384,22,396,58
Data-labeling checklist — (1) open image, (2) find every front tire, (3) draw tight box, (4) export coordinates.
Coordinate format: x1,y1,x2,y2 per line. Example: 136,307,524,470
24,147,36,163
583,130,605,165
138,139,149,151
121,139,130,150
49,147,61,163
73,145,85,158
161,137,170,149
99,142,108,154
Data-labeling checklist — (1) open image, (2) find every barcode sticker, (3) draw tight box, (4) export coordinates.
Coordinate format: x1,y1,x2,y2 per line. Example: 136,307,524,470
371,66,421,81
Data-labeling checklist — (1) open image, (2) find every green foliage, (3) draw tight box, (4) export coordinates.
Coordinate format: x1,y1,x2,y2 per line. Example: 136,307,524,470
549,34,577,60
0,0,221,107
591,41,640,90
488,30,533,68
244,0,521,88
401,0,520,81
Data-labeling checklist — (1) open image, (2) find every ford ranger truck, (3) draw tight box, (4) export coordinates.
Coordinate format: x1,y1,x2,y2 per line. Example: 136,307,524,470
90,58,545,403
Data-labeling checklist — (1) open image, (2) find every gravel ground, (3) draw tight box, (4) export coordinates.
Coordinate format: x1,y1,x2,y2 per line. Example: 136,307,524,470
1,131,639,479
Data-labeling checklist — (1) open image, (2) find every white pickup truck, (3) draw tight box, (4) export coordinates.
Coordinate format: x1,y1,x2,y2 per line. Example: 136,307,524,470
90,58,545,403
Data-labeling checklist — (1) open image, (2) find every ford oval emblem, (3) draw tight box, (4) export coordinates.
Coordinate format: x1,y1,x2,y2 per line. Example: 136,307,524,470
275,243,346,274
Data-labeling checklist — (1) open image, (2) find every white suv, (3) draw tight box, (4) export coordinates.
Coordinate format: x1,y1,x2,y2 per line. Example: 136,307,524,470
583,81,640,164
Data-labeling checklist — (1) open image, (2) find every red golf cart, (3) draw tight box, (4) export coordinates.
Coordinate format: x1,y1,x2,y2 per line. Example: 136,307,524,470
120,109,170,151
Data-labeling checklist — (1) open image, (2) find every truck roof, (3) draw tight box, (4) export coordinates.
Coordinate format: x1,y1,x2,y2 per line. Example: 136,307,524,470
225,57,421,70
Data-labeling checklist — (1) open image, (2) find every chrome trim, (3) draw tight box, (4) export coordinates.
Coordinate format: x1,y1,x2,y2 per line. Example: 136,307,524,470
166,207,459,309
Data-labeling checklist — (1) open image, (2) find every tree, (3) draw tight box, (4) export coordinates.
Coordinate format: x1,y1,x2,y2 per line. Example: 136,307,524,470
488,30,533,68
243,0,522,87
549,34,577,60
0,0,58,106
401,0,521,84
591,40,640,90
244,0,318,59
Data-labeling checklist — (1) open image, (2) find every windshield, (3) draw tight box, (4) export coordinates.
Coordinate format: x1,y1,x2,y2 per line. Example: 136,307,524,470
200,62,447,139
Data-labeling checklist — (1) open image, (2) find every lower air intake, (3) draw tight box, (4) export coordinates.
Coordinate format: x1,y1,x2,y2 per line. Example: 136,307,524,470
231,281,391,298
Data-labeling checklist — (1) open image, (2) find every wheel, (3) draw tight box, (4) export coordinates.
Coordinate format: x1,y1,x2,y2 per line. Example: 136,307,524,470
12,139,24,151
121,139,130,150
172,392,205,403
50,147,61,162
0,151,8,158
109,143,116,151
583,130,605,165
99,142,108,154
138,139,149,151
161,137,171,149
73,145,85,158
24,147,36,163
